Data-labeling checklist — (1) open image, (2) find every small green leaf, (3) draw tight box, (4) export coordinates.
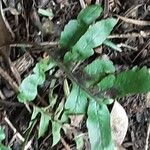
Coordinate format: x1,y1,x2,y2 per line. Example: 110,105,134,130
65,18,117,62
38,112,50,138
0,127,5,141
0,144,11,150
38,8,54,19
114,67,150,97
60,20,87,49
65,83,87,114
18,74,38,102
27,106,40,131
77,5,103,25
60,5,102,50
87,100,114,150
103,40,122,52
27,106,51,138
84,58,115,76
18,58,55,103
97,75,115,91
60,111,69,123
52,121,61,146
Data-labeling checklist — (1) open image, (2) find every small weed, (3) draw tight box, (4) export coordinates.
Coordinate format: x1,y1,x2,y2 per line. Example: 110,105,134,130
17,5,150,150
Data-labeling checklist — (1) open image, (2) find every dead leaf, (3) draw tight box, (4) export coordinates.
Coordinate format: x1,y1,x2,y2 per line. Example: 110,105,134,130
146,92,150,108
69,115,84,128
111,101,128,146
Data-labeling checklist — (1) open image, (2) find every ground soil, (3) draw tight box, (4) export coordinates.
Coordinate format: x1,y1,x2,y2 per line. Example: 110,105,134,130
0,0,150,149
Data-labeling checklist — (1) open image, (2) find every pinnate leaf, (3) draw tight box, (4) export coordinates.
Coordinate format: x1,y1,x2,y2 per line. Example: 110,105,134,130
52,121,61,146
64,18,117,62
65,83,87,114
98,74,115,91
18,58,55,102
38,112,50,138
60,5,102,49
77,5,103,25
60,20,87,49
84,58,115,76
114,67,150,97
87,100,114,150
29,106,51,138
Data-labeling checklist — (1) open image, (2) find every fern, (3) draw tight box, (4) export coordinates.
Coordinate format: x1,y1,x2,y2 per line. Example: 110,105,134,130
17,4,150,150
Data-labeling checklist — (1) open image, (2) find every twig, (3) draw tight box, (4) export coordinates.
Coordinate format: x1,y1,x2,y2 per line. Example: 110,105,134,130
145,122,150,150
117,43,137,51
60,137,71,150
4,116,24,142
108,31,150,39
0,66,18,92
0,90,5,100
132,39,150,62
9,41,58,48
79,0,86,8
49,53,105,102
116,14,150,26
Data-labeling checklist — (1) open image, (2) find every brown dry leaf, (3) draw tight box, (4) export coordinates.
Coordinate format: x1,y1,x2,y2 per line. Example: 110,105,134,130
111,101,128,149
69,115,84,128
146,92,150,108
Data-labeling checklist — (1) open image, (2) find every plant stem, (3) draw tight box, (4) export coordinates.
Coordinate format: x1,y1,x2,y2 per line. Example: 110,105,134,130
48,49,105,103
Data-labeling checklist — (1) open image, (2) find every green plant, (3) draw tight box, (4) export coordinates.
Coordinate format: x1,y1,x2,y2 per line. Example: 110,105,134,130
0,126,11,150
17,5,150,150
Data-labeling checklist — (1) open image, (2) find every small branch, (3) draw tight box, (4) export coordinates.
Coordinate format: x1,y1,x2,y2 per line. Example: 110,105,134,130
108,31,150,39
60,137,71,150
145,122,150,150
79,0,86,8
9,41,59,49
4,116,24,142
49,50,105,102
116,14,150,26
